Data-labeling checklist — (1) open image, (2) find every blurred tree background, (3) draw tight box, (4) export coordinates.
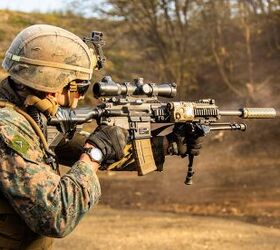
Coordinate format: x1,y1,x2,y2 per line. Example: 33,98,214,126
73,0,280,105
0,0,279,105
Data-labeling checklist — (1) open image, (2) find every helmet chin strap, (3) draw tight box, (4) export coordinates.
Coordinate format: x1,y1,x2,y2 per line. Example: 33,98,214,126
67,81,78,108
24,95,58,116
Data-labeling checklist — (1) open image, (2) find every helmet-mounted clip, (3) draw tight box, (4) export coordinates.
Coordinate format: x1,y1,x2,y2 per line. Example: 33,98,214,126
83,31,106,70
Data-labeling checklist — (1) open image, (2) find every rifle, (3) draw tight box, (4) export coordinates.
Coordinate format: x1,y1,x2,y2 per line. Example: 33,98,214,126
49,76,278,185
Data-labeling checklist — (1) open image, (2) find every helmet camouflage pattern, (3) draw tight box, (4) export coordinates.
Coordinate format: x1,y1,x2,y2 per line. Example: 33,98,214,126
2,24,98,93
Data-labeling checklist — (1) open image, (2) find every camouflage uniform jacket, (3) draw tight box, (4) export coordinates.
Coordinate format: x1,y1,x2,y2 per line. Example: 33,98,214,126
0,79,101,238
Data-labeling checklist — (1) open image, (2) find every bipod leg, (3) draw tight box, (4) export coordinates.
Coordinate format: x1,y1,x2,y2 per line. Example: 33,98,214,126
185,154,194,185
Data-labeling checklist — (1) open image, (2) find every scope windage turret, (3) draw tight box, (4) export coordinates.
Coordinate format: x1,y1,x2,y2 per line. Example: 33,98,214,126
93,76,177,98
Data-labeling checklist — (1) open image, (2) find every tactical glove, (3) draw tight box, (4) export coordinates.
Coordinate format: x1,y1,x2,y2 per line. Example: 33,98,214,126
150,136,167,171
86,125,129,163
167,123,206,157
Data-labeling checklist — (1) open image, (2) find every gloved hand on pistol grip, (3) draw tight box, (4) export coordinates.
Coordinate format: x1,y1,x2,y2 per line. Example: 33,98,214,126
86,125,129,163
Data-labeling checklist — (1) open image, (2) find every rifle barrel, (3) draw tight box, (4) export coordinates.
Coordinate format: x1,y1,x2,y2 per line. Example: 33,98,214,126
209,123,246,131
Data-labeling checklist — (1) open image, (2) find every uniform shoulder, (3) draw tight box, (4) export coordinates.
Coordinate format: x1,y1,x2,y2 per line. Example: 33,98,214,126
0,106,36,135
0,107,44,163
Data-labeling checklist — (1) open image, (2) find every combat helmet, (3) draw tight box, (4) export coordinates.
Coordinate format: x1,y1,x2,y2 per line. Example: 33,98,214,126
2,24,98,93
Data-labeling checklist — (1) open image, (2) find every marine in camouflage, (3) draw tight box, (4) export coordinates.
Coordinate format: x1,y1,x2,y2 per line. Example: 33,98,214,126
0,105,101,237
0,23,103,250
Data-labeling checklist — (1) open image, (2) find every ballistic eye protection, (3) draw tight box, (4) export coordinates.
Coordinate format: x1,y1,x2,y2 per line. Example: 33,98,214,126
68,80,91,96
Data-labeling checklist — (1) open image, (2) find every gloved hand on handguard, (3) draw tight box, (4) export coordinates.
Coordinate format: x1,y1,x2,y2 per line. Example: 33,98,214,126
167,123,206,157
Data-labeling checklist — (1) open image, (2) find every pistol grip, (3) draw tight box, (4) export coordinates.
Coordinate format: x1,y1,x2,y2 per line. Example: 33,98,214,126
133,139,157,176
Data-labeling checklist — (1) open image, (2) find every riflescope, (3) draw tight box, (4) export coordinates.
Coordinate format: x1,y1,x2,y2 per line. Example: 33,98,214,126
93,76,177,98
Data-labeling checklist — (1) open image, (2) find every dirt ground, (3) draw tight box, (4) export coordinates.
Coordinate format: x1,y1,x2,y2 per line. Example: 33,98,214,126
54,206,280,250
99,149,280,229
56,141,280,250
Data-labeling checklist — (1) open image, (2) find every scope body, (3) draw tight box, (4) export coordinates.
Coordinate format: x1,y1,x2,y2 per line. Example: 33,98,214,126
93,76,177,98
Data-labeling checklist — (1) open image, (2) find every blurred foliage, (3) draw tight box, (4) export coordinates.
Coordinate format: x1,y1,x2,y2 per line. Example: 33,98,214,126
8,14,34,27
0,1,280,105
0,28,6,42
99,0,280,104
